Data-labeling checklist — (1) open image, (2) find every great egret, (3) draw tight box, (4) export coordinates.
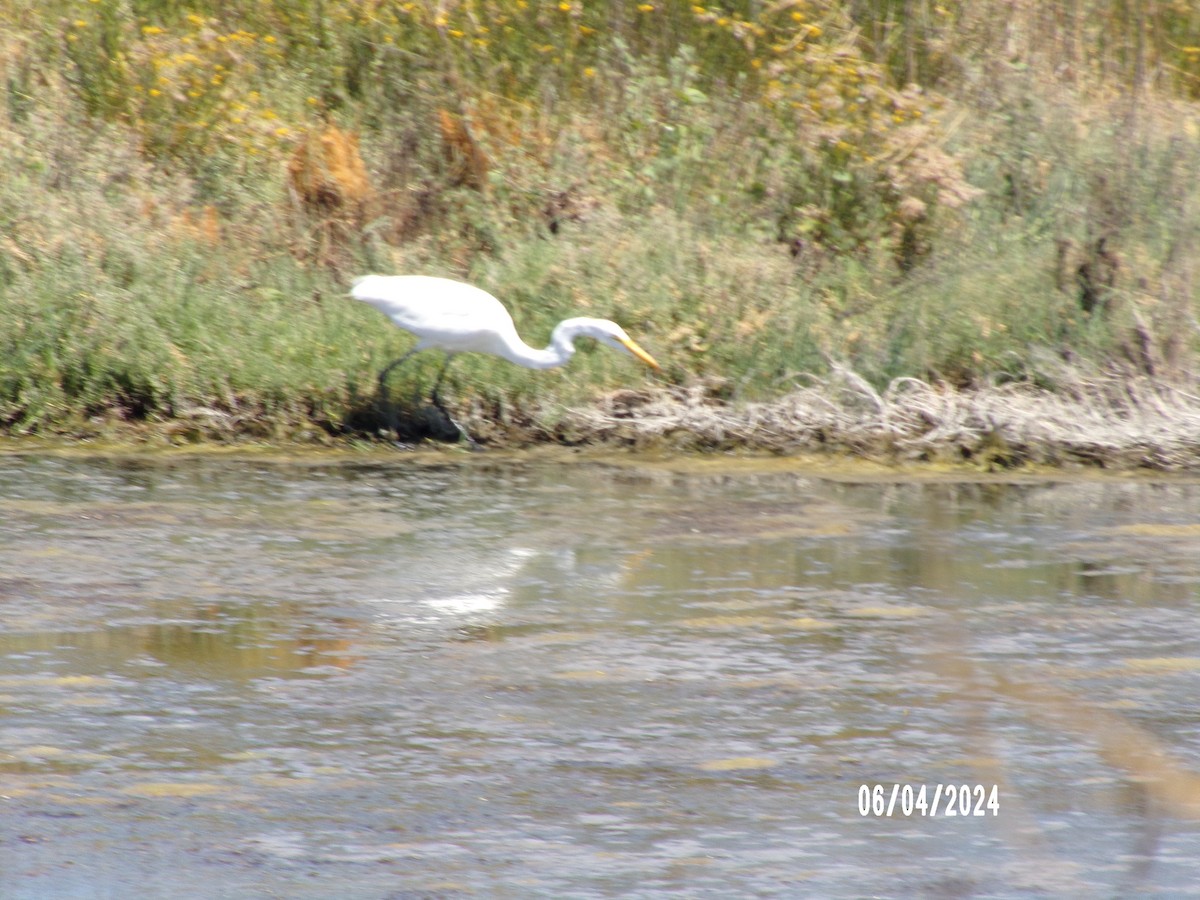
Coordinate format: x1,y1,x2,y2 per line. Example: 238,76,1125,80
351,274,660,442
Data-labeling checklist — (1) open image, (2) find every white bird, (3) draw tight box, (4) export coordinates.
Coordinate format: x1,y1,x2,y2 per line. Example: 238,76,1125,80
351,274,660,441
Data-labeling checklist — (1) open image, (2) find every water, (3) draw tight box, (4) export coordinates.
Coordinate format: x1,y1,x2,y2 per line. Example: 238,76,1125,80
0,452,1198,897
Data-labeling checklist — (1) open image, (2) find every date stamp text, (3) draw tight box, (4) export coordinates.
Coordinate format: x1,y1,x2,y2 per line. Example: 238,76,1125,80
858,783,999,817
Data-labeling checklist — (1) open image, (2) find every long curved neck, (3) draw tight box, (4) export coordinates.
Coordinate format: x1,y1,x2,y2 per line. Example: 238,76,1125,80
496,318,588,370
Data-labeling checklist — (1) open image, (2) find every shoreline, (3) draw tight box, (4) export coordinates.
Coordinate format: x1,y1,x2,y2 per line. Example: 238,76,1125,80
3,374,1199,475
555,373,1200,471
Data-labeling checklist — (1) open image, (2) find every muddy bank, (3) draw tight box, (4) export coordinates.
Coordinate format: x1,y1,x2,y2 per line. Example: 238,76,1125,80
6,371,1200,471
553,372,1200,471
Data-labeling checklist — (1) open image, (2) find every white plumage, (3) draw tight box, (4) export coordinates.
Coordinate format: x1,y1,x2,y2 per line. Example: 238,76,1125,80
351,275,660,371
350,274,659,444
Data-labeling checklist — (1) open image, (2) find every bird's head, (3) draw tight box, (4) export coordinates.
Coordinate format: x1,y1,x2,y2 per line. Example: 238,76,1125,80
561,318,660,370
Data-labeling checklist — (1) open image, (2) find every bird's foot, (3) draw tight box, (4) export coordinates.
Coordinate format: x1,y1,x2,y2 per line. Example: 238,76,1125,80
446,414,481,450
431,397,480,449
424,396,475,448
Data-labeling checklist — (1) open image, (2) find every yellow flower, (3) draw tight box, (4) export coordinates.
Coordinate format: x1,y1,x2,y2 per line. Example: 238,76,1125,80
73,19,88,28
149,88,162,97
187,14,204,26
638,3,655,10
583,66,596,77
263,35,276,43
558,1,571,10
141,25,164,36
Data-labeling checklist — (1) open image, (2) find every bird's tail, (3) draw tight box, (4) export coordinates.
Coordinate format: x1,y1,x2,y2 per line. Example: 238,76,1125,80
349,275,382,301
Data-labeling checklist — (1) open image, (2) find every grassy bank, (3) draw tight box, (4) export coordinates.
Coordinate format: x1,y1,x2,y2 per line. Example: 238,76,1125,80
1,1,1198,463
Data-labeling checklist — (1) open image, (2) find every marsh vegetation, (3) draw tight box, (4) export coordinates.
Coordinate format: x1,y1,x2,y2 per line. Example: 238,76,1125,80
1,1,1198,464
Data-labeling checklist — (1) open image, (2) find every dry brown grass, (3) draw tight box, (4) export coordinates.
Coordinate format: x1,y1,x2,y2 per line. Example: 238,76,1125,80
287,123,373,214
558,368,1200,470
437,109,491,192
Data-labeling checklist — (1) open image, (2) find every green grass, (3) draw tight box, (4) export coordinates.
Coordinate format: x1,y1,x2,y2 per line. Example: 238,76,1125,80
0,0,1197,445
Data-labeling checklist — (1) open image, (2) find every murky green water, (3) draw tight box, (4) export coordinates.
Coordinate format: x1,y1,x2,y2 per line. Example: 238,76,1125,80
1,453,1198,898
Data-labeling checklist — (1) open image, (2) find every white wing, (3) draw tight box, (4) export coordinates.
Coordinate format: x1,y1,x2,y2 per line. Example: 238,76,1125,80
351,275,519,353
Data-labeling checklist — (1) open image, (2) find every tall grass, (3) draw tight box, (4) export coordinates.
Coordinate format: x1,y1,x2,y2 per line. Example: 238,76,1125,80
0,0,1197,443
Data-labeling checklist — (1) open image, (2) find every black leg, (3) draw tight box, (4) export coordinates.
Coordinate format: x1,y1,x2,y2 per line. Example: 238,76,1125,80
377,350,477,447
428,354,478,448
428,353,454,408
376,348,422,443
377,347,421,393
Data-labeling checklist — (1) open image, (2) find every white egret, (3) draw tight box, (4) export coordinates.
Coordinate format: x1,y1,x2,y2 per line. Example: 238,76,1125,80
351,274,660,442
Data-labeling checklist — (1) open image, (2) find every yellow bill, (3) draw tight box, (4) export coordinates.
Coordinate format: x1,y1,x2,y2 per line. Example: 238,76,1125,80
620,336,660,370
